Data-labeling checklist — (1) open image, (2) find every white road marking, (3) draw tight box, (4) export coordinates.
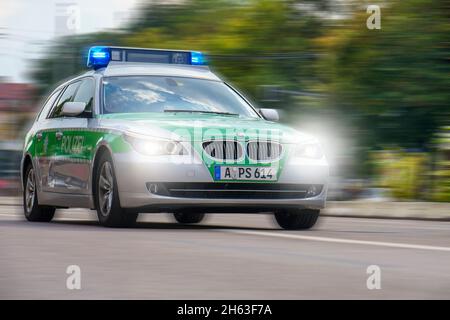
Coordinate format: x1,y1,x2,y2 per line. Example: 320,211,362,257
219,229,450,252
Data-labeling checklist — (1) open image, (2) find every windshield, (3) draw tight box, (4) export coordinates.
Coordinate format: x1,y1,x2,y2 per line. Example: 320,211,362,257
102,76,259,118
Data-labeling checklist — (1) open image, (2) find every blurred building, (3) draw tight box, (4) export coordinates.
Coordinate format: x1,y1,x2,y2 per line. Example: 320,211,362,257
0,81,36,194
0,82,36,141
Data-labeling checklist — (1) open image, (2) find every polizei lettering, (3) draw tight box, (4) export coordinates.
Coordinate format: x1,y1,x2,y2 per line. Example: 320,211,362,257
61,135,84,154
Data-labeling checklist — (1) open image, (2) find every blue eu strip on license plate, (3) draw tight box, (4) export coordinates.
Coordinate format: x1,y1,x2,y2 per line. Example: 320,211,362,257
214,166,221,180
214,166,277,181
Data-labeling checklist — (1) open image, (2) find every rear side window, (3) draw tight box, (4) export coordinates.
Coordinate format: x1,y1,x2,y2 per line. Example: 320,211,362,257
37,89,61,121
49,81,81,118
73,78,95,116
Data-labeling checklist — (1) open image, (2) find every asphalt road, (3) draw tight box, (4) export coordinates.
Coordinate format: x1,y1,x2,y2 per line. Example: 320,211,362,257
0,204,449,299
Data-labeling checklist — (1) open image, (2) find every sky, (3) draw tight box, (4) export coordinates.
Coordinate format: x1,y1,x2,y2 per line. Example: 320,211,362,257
0,0,140,82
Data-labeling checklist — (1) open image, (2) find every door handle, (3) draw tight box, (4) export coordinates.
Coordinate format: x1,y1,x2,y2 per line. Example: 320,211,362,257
36,132,43,140
55,131,63,140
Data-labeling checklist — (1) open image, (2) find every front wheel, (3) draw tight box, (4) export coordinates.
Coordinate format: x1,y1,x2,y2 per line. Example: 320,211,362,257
94,152,138,227
23,163,55,222
274,209,320,230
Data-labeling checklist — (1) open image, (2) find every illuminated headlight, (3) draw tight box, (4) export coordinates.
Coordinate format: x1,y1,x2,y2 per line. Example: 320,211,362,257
125,135,187,156
294,142,324,159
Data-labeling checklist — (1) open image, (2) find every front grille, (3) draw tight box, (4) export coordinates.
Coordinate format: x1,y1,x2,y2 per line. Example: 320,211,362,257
202,140,243,161
247,141,283,162
148,182,323,199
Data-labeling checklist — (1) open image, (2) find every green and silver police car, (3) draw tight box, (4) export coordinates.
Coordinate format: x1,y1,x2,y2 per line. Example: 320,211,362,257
21,46,328,229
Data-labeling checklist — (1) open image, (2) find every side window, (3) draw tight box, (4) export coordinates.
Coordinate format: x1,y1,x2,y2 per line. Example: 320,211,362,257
73,78,95,117
37,89,62,121
49,81,81,118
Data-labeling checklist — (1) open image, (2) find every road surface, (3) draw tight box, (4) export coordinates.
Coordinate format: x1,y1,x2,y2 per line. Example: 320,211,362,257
0,205,449,299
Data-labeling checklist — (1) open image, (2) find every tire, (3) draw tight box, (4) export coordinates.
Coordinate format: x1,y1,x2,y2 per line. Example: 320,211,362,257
173,211,205,224
274,209,320,230
23,163,55,222
94,152,138,227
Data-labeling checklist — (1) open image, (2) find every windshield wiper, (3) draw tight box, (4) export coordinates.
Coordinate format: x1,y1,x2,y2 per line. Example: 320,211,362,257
164,109,239,116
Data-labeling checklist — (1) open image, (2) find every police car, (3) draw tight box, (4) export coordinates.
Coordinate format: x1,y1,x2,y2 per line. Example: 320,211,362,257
21,46,328,229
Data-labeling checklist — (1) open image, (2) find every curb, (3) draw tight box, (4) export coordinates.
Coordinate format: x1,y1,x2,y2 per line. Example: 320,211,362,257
322,200,450,221
321,213,450,222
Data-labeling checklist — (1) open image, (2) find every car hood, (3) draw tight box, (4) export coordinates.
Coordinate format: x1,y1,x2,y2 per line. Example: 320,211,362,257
98,113,315,144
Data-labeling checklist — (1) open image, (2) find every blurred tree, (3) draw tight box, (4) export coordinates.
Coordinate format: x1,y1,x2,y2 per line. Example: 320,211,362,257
29,0,449,182
321,0,450,150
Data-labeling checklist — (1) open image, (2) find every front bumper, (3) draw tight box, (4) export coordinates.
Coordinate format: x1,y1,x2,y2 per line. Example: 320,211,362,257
112,150,329,212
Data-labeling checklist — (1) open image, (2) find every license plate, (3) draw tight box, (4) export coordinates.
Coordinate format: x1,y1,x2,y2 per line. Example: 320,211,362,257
214,166,278,181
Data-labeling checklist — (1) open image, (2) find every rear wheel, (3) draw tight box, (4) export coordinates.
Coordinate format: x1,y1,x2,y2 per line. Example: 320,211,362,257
94,152,138,227
274,209,320,230
23,163,55,222
173,211,205,224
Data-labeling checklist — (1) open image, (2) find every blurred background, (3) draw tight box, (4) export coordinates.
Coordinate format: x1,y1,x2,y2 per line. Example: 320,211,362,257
0,0,449,202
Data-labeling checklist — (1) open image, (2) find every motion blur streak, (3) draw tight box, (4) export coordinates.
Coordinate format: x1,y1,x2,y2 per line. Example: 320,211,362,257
0,0,449,300
1,209,450,299
1,0,448,203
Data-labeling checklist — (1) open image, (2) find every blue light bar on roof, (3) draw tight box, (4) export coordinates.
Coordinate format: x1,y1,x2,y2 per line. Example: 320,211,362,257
87,46,111,70
190,51,206,65
86,46,207,69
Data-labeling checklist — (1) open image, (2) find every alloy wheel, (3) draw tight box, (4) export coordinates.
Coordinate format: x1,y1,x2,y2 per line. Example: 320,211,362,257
25,168,35,213
98,161,114,216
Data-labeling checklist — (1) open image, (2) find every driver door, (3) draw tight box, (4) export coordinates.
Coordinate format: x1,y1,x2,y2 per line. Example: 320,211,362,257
51,78,95,195
44,80,82,193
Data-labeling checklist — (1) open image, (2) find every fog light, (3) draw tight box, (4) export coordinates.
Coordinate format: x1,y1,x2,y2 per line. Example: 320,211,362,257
148,183,158,194
306,185,318,197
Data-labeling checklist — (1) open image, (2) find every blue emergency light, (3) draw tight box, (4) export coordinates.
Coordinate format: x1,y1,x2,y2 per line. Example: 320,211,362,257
87,46,111,70
190,51,206,65
86,46,207,70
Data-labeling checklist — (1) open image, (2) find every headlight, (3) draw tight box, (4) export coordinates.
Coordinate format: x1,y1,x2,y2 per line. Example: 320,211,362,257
294,142,323,159
125,135,187,156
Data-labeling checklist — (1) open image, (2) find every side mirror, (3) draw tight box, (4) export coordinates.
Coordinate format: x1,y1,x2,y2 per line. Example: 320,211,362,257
61,102,86,116
259,108,279,122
